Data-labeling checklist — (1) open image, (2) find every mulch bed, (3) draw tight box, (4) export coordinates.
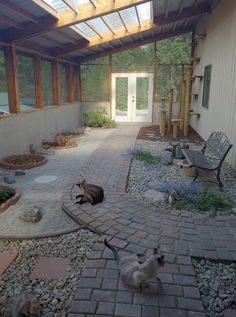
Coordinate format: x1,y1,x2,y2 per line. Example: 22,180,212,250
43,142,78,150
137,125,204,142
0,189,20,212
0,154,48,170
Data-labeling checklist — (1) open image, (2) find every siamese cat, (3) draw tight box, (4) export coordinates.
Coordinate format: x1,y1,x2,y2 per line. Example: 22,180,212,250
104,239,164,289
76,180,104,205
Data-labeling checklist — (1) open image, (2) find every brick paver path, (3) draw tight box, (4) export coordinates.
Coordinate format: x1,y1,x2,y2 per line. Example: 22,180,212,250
62,124,236,317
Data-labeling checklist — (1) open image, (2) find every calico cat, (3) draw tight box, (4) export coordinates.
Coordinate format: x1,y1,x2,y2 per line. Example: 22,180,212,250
104,239,164,289
76,180,104,205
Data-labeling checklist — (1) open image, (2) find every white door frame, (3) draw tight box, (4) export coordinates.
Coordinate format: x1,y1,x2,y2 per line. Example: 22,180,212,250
112,73,153,123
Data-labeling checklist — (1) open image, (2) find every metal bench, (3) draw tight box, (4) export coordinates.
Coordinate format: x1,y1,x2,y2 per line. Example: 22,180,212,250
182,131,233,189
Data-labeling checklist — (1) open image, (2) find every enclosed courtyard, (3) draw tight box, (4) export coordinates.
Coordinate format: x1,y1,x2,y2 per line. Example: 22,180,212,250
0,1,236,317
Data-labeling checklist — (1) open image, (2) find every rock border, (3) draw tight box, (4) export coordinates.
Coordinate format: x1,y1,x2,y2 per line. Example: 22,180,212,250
0,190,20,212
0,154,48,170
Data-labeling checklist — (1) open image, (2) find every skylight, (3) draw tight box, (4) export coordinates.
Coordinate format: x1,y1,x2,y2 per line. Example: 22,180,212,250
44,0,89,12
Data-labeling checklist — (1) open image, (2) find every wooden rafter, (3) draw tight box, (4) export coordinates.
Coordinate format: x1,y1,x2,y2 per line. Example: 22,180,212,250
165,0,171,18
61,0,77,13
32,0,58,19
0,0,39,24
57,30,78,45
179,0,186,14
4,0,149,43
117,11,128,32
85,21,103,38
0,14,23,29
42,34,65,48
88,0,96,9
79,26,193,63
101,16,115,35
135,6,141,27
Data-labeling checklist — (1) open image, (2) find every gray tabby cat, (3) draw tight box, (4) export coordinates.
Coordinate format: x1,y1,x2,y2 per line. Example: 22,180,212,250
104,239,164,289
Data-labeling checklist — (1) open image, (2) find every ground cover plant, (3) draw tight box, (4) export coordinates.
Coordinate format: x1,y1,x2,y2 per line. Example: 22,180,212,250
84,107,117,128
125,145,160,167
12,157,30,165
0,186,15,204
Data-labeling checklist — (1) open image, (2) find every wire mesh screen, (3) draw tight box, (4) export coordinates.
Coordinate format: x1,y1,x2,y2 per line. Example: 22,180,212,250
41,59,53,106
81,57,109,101
72,66,78,102
155,65,182,102
17,53,36,112
112,44,154,72
0,50,9,115
59,63,67,104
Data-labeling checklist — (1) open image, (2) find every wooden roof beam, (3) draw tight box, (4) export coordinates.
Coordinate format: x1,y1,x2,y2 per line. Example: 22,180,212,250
101,16,116,35
118,11,128,32
88,0,96,8
0,0,39,24
4,0,149,43
0,14,23,29
79,26,193,63
85,21,103,38
135,6,141,27
61,0,78,13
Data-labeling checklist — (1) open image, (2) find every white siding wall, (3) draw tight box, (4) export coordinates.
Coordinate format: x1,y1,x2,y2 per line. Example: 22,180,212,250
191,0,236,169
0,103,82,158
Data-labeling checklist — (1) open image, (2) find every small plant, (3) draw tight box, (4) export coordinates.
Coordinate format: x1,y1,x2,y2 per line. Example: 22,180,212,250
134,150,159,165
0,187,15,204
14,157,30,165
175,186,233,212
84,107,117,128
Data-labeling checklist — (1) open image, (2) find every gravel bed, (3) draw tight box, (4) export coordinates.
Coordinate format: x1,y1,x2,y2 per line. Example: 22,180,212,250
192,259,236,317
0,229,98,317
126,139,236,212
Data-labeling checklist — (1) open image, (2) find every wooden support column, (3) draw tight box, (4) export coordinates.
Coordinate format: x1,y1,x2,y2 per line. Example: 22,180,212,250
167,88,174,132
77,65,81,102
52,60,60,105
4,44,19,113
65,64,73,103
33,54,43,108
178,64,185,122
160,109,167,137
180,75,186,131
183,66,192,137
152,42,157,123
108,55,112,118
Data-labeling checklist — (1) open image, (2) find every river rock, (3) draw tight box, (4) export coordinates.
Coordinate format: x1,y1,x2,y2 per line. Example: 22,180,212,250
19,206,43,223
4,176,16,184
15,170,26,176
143,189,166,204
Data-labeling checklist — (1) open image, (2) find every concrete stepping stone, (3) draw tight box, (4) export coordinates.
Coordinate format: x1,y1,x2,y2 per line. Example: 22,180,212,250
0,252,18,276
30,256,70,280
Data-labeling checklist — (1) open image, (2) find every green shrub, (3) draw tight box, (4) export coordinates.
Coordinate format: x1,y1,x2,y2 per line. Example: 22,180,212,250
84,107,117,128
0,187,15,204
133,150,159,165
176,186,233,212
14,157,29,165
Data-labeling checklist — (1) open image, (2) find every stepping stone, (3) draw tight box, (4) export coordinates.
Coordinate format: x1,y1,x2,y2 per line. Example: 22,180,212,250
30,256,70,280
0,252,18,276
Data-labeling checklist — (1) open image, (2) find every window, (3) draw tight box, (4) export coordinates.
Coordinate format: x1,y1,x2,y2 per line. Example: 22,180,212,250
41,59,53,106
0,50,9,116
17,53,36,112
59,63,67,104
202,64,212,108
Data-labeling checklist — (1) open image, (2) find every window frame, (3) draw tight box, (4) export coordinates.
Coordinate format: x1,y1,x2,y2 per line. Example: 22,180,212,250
202,64,212,108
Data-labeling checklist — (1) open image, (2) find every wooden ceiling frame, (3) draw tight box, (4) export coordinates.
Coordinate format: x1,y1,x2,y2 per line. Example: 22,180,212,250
4,0,149,43
0,0,39,24
101,16,116,35
0,14,23,29
88,0,96,9
85,21,103,38
70,26,91,41
61,0,78,13
135,6,141,27
78,26,193,63
56,30,78,45
117,11,128,32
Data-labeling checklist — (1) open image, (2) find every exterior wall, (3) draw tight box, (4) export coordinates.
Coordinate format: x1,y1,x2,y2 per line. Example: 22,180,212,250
0,103,82,158
191,0,236,169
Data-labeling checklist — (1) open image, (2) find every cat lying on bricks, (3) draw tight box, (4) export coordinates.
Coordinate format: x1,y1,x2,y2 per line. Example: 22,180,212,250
76,179,104,205
104,239,164,291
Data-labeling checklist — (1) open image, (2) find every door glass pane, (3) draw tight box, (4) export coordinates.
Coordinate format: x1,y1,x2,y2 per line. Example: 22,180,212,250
115,77,128,116
136,77,149,116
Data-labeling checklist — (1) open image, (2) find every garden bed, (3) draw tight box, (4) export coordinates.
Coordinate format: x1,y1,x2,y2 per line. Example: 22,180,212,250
0,154,48,170
0,186,20,212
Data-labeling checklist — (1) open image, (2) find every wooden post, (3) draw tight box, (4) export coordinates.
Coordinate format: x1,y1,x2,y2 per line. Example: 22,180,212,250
108,55,112,118
52,59,60,105
152,42,157,123
160,109,167,137
161,98,166,109
167,88,173,132
172,119,181,139
65,64,73,103
33,54,43,108
77,65,81,102
178,64,185,121
183,66,192,137
180,75,186,131
4,44,20,113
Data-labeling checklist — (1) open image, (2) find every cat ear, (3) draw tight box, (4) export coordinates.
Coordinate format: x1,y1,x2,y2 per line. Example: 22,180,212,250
158,255,165,264
153,248,158,255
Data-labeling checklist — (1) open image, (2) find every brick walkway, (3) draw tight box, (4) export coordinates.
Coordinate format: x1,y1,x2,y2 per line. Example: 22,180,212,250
62,124,236,317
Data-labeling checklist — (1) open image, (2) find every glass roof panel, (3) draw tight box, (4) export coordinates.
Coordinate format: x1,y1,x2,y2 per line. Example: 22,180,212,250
74,22,96,37
44,0,89,12
88,18,110,34
103,12,124,30
137,2,151,21
119,7,138,26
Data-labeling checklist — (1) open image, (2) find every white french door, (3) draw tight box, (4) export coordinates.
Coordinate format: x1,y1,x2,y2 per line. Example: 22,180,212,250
112,73,153,122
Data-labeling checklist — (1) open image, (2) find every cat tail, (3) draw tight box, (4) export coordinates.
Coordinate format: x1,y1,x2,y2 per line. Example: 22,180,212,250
104,239,120,263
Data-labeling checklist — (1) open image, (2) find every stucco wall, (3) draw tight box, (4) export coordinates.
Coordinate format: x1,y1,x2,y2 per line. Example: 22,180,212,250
81,101,110,125
190,0,236,169
0,103,82,158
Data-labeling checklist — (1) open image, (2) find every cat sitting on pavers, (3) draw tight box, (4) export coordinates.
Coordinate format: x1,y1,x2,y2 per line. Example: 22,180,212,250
104,239,164,290
76,180,104,205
